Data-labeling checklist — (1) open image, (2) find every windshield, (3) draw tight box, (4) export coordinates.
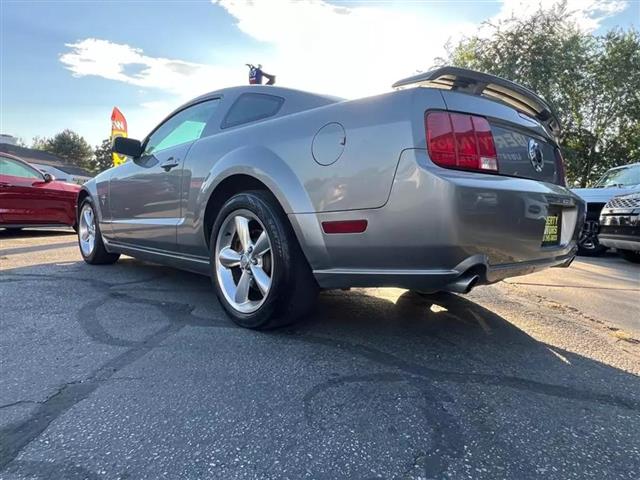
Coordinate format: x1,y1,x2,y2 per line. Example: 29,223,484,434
594,164,640,188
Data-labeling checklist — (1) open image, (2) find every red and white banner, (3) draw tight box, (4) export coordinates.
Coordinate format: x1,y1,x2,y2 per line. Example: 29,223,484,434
111,107,128,166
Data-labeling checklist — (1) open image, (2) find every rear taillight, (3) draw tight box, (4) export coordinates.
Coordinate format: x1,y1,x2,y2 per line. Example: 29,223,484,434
425,111,498,173
554,148,566,186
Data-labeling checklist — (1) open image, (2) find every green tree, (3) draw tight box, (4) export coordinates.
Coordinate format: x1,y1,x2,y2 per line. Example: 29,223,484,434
35,129,94,171
440,4,640,186
31,136,48,150
93,138,114,173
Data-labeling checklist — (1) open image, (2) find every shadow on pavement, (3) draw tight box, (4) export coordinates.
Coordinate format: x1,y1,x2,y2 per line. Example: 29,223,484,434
0,229,77,256
0,228,74,238
1,258,638,479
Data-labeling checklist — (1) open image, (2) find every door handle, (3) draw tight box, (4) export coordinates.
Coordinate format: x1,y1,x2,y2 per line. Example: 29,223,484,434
160,157,180,171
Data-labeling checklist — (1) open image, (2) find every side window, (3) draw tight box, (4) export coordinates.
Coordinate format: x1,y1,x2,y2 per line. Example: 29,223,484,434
0,158,42,179
144,99,220,155
221,93,284,129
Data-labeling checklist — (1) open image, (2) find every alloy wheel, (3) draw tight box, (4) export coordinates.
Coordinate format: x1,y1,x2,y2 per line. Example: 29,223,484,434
215,209,273,314
79,204,96,256
578,219,600,250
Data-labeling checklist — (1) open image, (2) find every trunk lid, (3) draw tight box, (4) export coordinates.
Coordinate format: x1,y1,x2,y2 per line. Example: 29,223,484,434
398,66,565,186
433,89,564,185
490,122,561,185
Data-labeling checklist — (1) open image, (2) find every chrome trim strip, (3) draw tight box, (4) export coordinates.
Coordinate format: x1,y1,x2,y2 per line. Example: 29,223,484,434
106,218,182,226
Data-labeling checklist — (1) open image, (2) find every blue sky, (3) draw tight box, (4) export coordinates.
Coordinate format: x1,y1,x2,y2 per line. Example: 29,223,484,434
1,0,638,146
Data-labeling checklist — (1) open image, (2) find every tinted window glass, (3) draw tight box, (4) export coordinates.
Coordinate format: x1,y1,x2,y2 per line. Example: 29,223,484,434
594,164,640,188
222,93,284,129
145,99,220,155
0,158,42,179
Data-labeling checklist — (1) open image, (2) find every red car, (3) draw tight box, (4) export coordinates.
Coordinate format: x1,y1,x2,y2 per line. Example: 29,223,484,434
0,152,81,231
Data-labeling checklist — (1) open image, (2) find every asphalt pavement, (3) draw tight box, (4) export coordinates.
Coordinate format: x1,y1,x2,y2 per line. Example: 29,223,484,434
1,229,639,479
504,253,639,336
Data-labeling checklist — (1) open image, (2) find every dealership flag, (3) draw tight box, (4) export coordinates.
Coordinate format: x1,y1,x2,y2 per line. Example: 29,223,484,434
111,107,128,166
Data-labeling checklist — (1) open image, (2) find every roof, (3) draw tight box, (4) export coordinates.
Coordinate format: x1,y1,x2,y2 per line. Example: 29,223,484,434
607,162,639,171
196,84,343,104
0,143,93,177
139,84,344,142
30,162,93,177
0,143,66,164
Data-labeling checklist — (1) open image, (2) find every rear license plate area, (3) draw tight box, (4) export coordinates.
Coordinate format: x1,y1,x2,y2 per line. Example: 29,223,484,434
542,208,562,247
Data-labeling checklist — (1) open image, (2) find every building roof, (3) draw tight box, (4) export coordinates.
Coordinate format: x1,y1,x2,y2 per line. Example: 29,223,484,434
0,143,93,177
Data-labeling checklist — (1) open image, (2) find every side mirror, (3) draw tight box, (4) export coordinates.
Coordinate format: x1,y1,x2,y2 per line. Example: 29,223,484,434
113,137,143,158
43,173,55,182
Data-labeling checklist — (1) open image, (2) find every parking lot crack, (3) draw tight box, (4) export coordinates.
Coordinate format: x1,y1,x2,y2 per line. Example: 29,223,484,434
0,400,40,410
0,317,184,471
296,334,640,412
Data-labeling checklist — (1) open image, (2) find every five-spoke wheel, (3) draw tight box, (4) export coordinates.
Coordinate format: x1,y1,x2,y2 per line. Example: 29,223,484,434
215,210,273,313
77,198,120,265
210,191,317,329
79,203,96,257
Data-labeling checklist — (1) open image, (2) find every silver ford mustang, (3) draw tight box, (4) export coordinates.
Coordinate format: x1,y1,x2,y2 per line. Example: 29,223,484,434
77,66,585,329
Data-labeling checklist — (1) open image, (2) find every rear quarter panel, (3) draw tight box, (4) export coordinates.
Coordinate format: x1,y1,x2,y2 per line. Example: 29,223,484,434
179,88,447,257
189,88,446,212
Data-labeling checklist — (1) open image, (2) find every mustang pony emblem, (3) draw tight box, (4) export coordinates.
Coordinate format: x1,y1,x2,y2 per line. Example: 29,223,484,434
528,139,544,172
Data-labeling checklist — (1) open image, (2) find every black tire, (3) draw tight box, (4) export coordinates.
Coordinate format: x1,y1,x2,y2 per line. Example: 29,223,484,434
619,249,640,263
210,190,318,329
78,198,120,265
577,219,607,256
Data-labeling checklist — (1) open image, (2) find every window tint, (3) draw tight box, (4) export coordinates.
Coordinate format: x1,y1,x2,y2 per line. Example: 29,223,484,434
222,93,284,129
0,158,42,179
595,165,640,188
145,99,220,155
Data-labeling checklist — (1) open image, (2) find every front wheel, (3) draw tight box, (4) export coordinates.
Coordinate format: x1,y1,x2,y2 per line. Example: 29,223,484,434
210,191,317,329
78,199,120,265
577,219,607,256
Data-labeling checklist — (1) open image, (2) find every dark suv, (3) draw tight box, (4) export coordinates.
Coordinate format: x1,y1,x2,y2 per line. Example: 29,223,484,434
598,192,640,263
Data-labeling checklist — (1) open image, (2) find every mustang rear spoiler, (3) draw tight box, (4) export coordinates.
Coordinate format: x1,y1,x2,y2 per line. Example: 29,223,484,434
393,66,561,137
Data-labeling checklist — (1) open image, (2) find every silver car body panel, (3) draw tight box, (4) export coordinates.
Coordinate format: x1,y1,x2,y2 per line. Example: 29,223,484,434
573,186,639,204
291,149,580,288
80,78,584,291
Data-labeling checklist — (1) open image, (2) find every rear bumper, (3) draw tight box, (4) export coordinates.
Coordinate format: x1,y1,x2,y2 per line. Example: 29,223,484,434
314,251,575,290
598,235,640,252
290,149,584,290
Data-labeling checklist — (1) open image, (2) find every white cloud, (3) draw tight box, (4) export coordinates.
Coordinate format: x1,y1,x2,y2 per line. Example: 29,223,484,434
60,38,242,97
214,0,475,98
493,0,628,31
213,0,628,98
60,1,629,102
